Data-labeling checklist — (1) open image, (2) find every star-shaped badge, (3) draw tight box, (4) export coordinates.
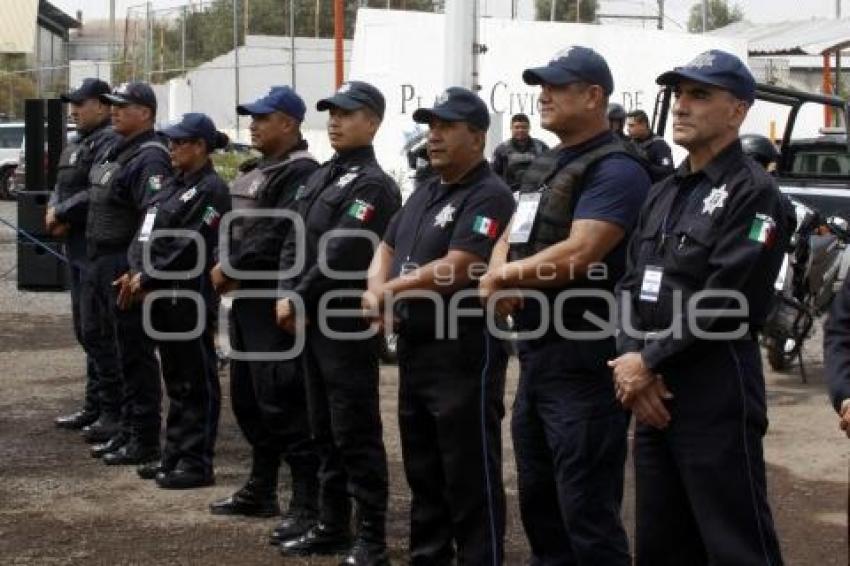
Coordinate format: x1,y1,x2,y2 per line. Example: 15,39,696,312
433,203,456,228
702,184,728,215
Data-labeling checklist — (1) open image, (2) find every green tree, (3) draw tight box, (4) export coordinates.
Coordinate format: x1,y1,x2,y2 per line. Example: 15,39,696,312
687,0,743,33
535,0,599,23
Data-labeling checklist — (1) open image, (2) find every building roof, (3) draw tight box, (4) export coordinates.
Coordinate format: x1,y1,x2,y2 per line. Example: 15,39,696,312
710,18,850,56
39,0,81,36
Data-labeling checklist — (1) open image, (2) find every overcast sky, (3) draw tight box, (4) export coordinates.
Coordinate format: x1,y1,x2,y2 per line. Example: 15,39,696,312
50,0,847,31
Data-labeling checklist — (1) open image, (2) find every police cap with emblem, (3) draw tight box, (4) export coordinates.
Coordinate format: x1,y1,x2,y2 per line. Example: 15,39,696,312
412,87,490,131
317,81,386,120
522,45,614,95
161,112,228,150
60,78,111,104
656,49,756,104
100,81,158,112
236,86,306,121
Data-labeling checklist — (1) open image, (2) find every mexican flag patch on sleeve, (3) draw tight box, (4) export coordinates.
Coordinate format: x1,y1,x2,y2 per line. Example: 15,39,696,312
472,215,500,239
748,213,776,247
347,199,375,222
202,206,221,228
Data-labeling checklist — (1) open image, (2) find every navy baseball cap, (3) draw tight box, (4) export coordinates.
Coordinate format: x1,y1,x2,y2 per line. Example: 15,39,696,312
161,113,221,147
656,50,756,103
317,81,385,119
60,78,111,104
412,87,490,131
523,46,614,95
100,81,157,112
236,86,306,121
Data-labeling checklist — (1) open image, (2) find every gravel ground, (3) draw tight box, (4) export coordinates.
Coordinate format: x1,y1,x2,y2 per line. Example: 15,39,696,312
0,200,847,564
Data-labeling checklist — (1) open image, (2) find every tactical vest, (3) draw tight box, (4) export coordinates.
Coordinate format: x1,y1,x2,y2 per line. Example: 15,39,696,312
509,140,632,261
229,149,315,244
504,140,546,190
87,140,168,251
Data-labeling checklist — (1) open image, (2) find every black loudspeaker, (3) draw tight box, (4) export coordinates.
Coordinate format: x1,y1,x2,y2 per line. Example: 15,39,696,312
16,190,51,238
24,99,45,192
17,240,68,291
17,99,69,292
46,98,65,189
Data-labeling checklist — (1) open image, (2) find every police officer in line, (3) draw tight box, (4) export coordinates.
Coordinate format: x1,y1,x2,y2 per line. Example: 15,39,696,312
741,132,781,172
491,113,549,191
611,50,787,564
607,102,627,139
275,81,400,565
825,278,850,438
116,113,231,489
625,109,675,178
364,87,515,564
207,88,320,532
480,46,650,564
47,78,121,433
84,82,171,465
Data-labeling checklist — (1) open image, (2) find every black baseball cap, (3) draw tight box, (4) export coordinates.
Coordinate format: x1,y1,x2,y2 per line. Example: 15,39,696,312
317,81,385,119
161,113,221,148
412,87,490,131
236,86,306,121
523,45,614,95
60,78,111,104
100,81,158,113
656,50,756,103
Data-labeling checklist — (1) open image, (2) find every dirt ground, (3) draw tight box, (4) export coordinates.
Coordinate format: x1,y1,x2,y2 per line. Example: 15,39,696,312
0,211,847,563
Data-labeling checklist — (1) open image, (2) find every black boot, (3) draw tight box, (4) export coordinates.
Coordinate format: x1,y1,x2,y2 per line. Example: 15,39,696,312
90,434,127,458
209,478,279,517
270,458,320,545
102,440,160,466
338,537,390,566
81,415,121,444
339,509,387,566
137,460,171,480
279,521,352,557
55,409,99,430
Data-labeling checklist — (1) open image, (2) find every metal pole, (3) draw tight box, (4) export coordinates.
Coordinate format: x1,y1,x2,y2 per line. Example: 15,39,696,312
145,2,152,82
701,0,707,32
334,0,344,88
576,0,580,22
657,0,664,29
233,0,239,141
837,0,842,98
181,5,187,74
110,0,116,81
472,0,479,90
290,0,296,89
550,0,556,21
316,0,321,37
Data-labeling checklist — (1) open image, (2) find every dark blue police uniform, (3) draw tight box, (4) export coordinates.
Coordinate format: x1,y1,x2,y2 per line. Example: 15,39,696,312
52,79,120,429
278,82,400,562
491,137,550,191
826,277,850,413
209,88,320,523
383,87,516,564
617,51,787,565
127,115,231,485
512,133,648,566
83,82,171,464
512,47,650,565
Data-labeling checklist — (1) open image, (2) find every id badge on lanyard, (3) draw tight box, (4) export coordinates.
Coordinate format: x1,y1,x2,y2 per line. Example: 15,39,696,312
509,192,542,244
138,207,158,242
639,265,663,303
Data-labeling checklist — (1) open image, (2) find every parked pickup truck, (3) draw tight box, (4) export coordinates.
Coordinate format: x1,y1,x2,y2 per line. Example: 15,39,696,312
652,82,850,217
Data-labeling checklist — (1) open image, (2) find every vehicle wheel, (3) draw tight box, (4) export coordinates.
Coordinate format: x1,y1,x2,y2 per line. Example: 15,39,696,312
765,337,788,371
0,168,14,200
380,333,398,364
